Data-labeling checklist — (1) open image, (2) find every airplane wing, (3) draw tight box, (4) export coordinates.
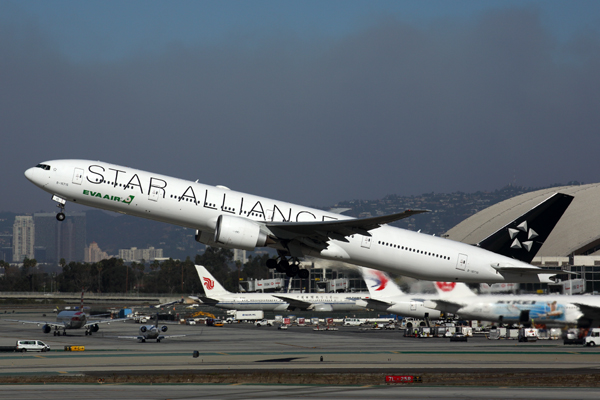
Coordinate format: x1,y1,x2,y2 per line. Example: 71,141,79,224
358,298,394,309
424,300,464,315
272,295,311,310
116,334,188,340
490,265,571,275
84,317,129,328
6,319,66,328
194,296,220,306
265,209,428,250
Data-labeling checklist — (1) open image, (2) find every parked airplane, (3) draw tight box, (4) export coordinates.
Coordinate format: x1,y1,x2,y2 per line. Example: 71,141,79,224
194,265,367,312
7,290,122,336
25,160,573,283
429,281,600,327
118,314,185,343
355,267,442,319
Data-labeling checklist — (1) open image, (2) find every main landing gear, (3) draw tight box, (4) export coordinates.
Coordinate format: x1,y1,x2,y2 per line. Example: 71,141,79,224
266,257,310,279
52,195,67,221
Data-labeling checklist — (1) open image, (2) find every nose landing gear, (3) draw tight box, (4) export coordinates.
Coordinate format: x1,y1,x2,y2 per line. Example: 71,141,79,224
52,195,67,221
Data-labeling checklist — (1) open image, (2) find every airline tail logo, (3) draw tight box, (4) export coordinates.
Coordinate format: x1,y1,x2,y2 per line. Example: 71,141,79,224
203,277,215,290
435,282,456,292
369,270,389,291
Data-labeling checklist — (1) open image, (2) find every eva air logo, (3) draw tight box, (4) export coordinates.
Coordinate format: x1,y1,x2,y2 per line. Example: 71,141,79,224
508,221,538,252
83,190,135,205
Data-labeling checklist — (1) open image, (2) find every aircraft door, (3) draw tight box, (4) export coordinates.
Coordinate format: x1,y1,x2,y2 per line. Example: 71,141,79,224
410,301,417,311
361,236,372,249
148,187,161,202
456,253,468,271
72,168,84,185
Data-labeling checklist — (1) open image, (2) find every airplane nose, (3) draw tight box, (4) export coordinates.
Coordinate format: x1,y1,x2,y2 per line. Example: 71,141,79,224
24,167,35,182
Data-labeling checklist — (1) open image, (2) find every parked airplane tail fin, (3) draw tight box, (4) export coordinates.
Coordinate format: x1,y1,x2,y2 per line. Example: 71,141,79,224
476,193,574,263
434,282,476,298
359,267,404,297
195,265,231,296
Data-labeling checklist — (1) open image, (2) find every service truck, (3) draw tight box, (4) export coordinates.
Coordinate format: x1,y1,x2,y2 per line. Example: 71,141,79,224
584,328,600,347
227,310,264,323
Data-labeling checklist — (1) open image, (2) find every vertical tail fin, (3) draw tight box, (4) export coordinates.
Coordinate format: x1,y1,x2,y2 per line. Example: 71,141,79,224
434,282,476,298
359,267,404,297
476,192,573,263
195,265,231,296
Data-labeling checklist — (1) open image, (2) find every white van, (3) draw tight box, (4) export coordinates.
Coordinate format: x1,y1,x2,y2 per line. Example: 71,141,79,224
16,340,50,352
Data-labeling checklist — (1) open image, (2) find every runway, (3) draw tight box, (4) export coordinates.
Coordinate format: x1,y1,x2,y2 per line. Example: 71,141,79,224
2,308,600,398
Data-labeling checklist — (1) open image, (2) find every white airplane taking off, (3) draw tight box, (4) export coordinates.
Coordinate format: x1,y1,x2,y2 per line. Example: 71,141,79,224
429,282,600,328
25,160,573,283
356,267,442,320
194,265,367,312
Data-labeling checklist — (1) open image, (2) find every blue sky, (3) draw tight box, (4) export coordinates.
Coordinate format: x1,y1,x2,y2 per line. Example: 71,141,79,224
2,1,600,212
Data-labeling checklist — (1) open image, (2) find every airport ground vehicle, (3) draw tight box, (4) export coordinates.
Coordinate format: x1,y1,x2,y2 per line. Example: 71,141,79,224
518,328,538,342
185,318,196,325
226,310,264,323
255,319,272,327
450,333,468,342
15,340,50,352
584,328,600,346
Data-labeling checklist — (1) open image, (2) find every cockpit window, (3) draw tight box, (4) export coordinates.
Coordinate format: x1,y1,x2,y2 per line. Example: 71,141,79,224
35,164,50,170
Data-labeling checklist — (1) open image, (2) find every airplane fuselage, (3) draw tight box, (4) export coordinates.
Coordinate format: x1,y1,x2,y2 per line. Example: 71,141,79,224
56,311,87,329
209,292,368,312
443,294,595,327
25,159,553,283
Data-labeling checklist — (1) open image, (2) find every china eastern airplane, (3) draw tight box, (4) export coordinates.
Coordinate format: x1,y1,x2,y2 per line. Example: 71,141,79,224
25,160,573,283
355,267,442,320
428,281,600,328
7,291,122,336
194,265,367,312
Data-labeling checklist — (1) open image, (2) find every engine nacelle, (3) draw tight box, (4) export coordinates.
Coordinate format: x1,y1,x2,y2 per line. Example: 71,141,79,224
42,324,51,334
161,325,168,333
214,215,268,251
140,326,147,333
91,324,99,333
313,304,334,312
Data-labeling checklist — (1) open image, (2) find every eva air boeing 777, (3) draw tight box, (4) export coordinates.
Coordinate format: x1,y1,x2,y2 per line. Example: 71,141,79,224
25,160,572,283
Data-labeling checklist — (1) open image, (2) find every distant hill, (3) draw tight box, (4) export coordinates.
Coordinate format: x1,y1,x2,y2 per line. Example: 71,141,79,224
1,182,579,261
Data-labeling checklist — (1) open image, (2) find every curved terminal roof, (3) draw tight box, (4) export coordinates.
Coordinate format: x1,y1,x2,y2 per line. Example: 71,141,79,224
445,183,600,257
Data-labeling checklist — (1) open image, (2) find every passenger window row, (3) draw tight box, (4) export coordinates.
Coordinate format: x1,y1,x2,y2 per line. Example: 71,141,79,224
377,240,451,261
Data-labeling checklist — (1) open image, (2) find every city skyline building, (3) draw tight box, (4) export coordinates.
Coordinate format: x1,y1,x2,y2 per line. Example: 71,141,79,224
12,216,34,262
118,246,164,262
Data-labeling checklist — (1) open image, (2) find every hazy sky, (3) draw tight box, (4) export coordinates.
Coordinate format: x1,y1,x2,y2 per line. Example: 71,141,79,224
2,0,600,213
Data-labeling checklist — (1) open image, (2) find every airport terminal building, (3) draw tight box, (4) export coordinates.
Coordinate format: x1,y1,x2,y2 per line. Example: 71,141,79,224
445,183,600,294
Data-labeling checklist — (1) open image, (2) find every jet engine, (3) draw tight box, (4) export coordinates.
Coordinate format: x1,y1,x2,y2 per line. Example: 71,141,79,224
213,215,268,251
42,324,51,334
313,304,334,312
90,324,99,333
161,325,168,332
140,326,147,333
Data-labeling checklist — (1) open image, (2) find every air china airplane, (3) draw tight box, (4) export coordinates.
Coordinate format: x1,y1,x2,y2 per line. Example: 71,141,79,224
194,265,367,312
355,267,442,319
25,160,572,283
429,282,600,328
